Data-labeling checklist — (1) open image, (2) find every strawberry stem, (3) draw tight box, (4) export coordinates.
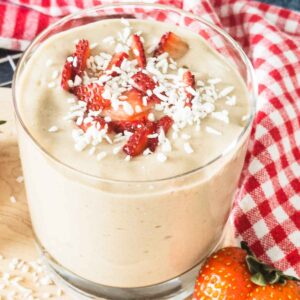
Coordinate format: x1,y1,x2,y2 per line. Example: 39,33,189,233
240,242,300,287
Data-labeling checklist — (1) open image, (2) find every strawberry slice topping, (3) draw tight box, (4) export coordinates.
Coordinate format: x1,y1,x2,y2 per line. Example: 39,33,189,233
153,32,189,59
111,117,156,134
182,70,196,107
111,119,146,133
123,126,151,157
103,88,152,121
132,71,156,92
148,116,174,152
107,52,129,76
131,34,147,69
73,39,90,76
131,71,161,104
73,83,111,111
61,61,73,91
59,33,196,158
61,39,90,90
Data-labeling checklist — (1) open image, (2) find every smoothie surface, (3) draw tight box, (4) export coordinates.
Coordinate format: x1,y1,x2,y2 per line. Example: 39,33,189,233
17,19,250,181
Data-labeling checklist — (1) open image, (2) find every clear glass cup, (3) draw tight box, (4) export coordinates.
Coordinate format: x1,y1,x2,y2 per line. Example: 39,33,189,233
13,3,257,299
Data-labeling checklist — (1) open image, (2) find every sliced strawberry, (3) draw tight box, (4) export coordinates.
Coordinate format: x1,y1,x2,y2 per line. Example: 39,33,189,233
73,83,111,111
131,71,162,104
73,39,90,76
111,119,146,133
107,52,129,76
79,117,107,132
153,32,189,59
123,126,151,157
182,70,195,107
157,115,174,133
132,71,156,92
103,88,152,121
148,116,173,152
61,61,73,91
131,34,146,69
111,118,156,133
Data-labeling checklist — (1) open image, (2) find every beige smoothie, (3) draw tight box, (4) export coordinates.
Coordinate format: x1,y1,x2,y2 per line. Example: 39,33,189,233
15,19,252,288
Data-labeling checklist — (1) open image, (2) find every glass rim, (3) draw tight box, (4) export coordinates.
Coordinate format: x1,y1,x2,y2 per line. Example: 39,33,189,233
12,2,257,184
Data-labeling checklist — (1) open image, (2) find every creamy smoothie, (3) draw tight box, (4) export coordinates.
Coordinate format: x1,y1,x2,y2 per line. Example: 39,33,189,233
15,19,252,288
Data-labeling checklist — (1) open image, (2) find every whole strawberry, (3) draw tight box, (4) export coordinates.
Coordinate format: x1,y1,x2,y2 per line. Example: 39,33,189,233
193,242,300,300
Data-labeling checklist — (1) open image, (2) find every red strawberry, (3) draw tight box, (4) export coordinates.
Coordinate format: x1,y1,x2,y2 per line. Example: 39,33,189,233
73,83,110,111
131,71,161,104
132,71,156,92
193,242,300,300
103,88,151,121
182,70,195,107
73,39,90,76
157,115,173,133
249,281,300,300
61,61,73,91
107,52,129,76
153,32,189,59
193,245,256,299
111,119,146,133
123,126,151,157
131,34,146,69
148,116,173,152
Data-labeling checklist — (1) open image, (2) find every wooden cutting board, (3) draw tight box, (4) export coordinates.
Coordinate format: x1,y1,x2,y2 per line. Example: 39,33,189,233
0,87,69,299
0,87,236,299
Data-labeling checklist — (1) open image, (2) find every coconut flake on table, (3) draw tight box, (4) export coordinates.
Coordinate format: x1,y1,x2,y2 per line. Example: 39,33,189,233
16,176,24,183
10,196,16,203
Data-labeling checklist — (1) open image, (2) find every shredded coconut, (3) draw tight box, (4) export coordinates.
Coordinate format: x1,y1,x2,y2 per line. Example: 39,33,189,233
206,126,222,135
183,142,194,154
16,176,24,183
10,196,16,204
48,126,58,133
96,152,107,161
59,27,239,162
156,152,167,162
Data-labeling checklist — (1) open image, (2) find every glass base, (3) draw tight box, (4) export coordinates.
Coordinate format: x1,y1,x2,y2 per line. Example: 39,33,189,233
34,224,229,300
40,254,197,300
36,232,226,300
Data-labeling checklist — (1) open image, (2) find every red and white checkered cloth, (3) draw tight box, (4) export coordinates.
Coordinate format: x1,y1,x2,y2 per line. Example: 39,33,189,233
1,0,299,278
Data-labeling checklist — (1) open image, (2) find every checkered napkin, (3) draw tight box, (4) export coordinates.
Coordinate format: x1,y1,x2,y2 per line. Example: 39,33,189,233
1,0,299,278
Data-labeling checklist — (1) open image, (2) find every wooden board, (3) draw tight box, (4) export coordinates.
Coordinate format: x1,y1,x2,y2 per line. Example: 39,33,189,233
0,87,236,299
0,88,68,299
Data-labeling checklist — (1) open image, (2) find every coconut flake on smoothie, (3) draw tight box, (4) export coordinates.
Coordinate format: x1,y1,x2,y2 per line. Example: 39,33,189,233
44,20,247,170
18,19,249,180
